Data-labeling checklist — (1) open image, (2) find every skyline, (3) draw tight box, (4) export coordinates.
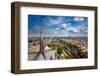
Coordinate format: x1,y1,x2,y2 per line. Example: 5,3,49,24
28,15,88,37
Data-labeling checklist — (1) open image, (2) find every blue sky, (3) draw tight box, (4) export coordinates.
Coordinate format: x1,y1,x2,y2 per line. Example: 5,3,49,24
28,15,88,37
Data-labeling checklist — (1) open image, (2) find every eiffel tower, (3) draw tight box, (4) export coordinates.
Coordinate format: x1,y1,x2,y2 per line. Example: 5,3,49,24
34,24,46,60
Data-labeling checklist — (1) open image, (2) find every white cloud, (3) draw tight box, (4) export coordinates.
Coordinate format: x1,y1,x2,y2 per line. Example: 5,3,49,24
56,28,60,31
62,23,67,28
47,17,63,25
54,31,58,34
74,17,84,21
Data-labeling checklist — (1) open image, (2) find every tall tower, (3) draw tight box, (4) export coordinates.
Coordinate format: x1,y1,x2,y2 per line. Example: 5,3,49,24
34,24,46,60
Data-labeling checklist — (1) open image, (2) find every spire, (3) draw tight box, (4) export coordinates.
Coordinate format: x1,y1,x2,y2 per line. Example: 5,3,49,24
34,24,46,60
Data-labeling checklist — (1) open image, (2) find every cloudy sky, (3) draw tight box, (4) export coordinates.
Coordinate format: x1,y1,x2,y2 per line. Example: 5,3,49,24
28,15,88,37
